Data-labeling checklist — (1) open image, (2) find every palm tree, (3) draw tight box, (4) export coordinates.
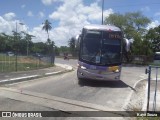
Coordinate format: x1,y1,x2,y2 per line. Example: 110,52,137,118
21,31,35,56
42,19,52,44
68,37,76,56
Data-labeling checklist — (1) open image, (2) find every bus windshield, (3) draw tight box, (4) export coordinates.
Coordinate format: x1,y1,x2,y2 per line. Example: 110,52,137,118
101,32,121,65
154,52,160,60
81,30,122,65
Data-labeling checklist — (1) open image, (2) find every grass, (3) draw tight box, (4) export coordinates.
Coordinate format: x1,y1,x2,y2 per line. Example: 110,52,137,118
136,115,160,120
149,63,160,66
125,102,160,120
0,54,16,61
0,55,54,72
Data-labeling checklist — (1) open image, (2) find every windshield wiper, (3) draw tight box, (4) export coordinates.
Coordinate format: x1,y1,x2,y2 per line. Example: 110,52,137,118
102,53,112,64
89,51,100,63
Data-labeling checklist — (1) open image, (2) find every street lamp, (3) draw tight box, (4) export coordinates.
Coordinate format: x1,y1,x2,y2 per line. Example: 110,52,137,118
22,30,35,56
51,41,55,65
102,0,104,25
27,34,35,56
15,21,24,71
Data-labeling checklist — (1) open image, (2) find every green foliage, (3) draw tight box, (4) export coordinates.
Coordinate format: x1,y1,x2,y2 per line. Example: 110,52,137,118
105,11,152,56
104,13,127,30
42,19,52,42
0,55,54,72
68,37,76,56
31,42,48,54
0,33,15,52
146,25,160,52
54,46,60,56
58,46,70,53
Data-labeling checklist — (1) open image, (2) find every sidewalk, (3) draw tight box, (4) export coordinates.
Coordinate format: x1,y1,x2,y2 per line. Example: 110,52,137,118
0,64,73,85
147,80,160,111
143,80,160,112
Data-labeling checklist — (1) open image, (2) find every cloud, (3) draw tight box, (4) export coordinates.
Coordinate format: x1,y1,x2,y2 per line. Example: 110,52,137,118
30,25,47,43
49,0,113,24
41,0,63,5
3,12,16,21
147,20,160,30
1,0,113,47
0,16,27,35
29,24,78,46
27,11,34,17
38,12,45,18
21,4,26,9
154,12,160,16
141,6,150,12
47,0,113,46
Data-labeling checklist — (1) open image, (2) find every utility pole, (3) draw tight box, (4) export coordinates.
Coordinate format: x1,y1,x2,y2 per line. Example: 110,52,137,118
102,0,104,25
51,41,55,65
15,21,24,71
27,37,29,56
15,22,18,71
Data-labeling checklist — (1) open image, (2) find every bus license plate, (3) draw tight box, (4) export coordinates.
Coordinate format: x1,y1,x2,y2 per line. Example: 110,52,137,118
90,65,96,70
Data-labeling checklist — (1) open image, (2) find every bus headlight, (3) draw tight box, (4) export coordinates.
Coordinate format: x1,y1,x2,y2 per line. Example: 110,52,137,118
81,66,87,69
77,64,87,70
108,66,120,72
114,69,120,73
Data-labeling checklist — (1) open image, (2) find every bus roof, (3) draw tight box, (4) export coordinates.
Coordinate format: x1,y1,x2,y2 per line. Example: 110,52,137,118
155,52,160,54
83,24,121,31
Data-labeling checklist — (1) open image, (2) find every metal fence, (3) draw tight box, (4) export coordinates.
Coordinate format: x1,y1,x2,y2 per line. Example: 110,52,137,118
145,65,160,112
0,54,53,72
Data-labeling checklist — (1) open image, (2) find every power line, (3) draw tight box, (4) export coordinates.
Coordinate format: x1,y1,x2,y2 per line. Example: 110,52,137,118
105,2,160,8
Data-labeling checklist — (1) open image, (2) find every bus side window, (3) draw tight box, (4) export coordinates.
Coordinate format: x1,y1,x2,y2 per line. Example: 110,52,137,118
154,52,160,64
154,54,160,60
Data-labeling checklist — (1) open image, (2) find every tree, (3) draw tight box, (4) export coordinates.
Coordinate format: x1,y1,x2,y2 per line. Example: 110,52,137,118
104,13,127,30
0,33,8,52
146,25,160,52
21,32,35,55
105,11,151,57
105,12,150,39
42,19,55,64
42,19,52,45
68,37,76,56
31,42,48,55
58,46,70,54
12,31,24,54
54,46,59,56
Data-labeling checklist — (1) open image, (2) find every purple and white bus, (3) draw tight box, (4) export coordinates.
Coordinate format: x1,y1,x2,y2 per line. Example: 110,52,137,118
77,24,123,81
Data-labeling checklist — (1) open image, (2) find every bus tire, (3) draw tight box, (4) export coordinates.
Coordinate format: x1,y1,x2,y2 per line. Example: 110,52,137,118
77,71,82,81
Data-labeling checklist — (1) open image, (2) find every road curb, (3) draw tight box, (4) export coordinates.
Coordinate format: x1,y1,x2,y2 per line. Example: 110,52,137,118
142,83,148,111
0,87,129,118
122,78,147,110
142,80,160,111
55,63,73,71
0,64,73,85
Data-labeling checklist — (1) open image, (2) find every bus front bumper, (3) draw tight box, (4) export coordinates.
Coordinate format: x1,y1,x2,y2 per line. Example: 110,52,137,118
77,68,121,81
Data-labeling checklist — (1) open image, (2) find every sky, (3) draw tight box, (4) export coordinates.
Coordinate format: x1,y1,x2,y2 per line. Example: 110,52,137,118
0,0,160,47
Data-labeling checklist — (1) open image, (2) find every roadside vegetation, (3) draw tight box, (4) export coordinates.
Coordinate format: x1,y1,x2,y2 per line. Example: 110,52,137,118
0,54,54,72
105,11,160,65
0,12,160,72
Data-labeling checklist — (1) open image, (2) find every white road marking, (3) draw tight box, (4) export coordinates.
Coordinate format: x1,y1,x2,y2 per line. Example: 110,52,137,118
45,71,63,75
122,78,147,110
0,75,39,83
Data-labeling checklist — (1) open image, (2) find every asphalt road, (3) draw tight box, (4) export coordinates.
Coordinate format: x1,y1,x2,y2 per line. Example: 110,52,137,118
0,58,148,119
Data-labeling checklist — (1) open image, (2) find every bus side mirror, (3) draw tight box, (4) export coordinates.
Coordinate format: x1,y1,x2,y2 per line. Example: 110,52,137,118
76,34,81,41
123,38,134,52
145,68,150,74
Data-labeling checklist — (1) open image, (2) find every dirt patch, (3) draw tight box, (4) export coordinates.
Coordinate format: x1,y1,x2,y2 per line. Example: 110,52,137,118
18,57,47,65
126,80,147,110
123,79,147,120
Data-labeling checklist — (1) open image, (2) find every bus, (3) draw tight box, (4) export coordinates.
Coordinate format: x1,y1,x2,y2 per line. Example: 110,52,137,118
154,52,160,64
77,24,123,81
